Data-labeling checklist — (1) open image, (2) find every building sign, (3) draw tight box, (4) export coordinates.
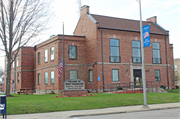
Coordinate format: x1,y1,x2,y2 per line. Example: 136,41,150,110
143,24,150,47
64,79,85,90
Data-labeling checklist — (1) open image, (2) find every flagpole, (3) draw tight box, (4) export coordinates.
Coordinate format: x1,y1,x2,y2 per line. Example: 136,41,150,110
63,22,65,83
138,0,148,108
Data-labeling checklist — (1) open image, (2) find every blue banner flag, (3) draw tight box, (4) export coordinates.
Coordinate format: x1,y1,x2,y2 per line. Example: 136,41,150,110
143,24,150,47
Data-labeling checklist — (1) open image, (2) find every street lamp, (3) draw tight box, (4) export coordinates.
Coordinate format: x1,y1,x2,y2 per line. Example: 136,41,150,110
137,0,149,109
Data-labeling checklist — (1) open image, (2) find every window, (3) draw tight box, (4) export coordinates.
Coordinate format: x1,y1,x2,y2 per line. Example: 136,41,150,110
6,61,7,70
132,41,141,63
69,46,77,59
89,70,93,82
17,57,19,67
112,69,119,82
155,70,160,81
70,70,78,79
17,72,20,83
51,71,54,84
152,42,161,64
110,39,120,62
174,65,177,71
51,47,54,60
45,49,48,62
38,52,40,64
38,73,40,85
44,72,48,84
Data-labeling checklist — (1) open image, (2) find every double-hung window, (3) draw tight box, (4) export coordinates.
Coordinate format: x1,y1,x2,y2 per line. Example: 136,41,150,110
132,41,141,63
112,69,119,82
110,39,120,62
155,70,160,81
44,72,48,84
38,73,40,85
89,70,93,82
17,57,19,67
152,42,161,64
45,49,48,62
51,47,54,60
17,72,20,83
70,70,78,79
69,46,77,59
51,71,54,84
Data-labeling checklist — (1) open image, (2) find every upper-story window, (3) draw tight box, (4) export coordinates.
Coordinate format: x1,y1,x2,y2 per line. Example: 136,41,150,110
152,42,161,64
69,46,77,59
110,39,120,63
51,47,54,60
16,57,19,67
38,52,40,64
45,49,48,62
13,61,15,68
132,41,141,63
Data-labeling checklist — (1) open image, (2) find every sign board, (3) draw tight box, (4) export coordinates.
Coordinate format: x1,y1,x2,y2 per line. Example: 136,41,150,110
64,79,85,90
143,24,150,47
98,77,100,81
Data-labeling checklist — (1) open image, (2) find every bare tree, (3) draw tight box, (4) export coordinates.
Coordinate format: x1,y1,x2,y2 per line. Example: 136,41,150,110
0,0,53,96
0,67,4,78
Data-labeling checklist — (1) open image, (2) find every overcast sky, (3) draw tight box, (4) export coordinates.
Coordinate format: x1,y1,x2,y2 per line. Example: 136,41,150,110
0,0,179,70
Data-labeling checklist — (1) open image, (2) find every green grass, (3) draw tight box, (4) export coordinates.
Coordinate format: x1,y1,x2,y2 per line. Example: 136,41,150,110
7,93,180,115
166,89,180,93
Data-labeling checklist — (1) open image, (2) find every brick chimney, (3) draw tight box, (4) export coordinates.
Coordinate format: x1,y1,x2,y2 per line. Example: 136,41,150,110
80,5,89,16
146,16,157,23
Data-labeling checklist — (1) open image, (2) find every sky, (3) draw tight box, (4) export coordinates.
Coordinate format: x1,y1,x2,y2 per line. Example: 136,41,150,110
0,0,179,70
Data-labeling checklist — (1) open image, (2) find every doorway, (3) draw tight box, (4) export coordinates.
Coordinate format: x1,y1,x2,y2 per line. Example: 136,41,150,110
133,69,142,88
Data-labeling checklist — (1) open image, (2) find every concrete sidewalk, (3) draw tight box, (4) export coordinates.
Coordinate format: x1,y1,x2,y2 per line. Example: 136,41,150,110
3,102,180,119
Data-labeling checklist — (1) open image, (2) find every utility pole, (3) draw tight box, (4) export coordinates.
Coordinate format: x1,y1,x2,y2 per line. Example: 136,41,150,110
137,0,149,108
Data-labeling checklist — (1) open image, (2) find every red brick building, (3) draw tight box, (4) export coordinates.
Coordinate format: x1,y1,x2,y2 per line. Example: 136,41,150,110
5,5,175,93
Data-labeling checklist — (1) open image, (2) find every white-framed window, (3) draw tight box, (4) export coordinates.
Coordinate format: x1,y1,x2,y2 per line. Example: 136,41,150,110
89,70,93,82
13,61,15,68
38,73,40,85
174,65,177,71
70,70,78,79
51,71,54,84
44,72,48,84
50,47,54,60
112,69,119,82
45,49,48,62
155,70,161,81
17,57,19,67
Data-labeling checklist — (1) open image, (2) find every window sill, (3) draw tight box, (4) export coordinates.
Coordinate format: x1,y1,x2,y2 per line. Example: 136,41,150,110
112,81,120,83
69,58,77,60
51,59,54,61
88,81,93,83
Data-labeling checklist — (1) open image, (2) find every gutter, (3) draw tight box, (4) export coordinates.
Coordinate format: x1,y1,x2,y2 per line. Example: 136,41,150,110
101,29,105,92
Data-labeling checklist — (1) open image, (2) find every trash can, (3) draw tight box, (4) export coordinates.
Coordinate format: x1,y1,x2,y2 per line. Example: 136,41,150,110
0,95,6,119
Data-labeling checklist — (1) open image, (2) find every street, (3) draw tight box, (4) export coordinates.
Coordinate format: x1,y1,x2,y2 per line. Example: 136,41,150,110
70,108,180,119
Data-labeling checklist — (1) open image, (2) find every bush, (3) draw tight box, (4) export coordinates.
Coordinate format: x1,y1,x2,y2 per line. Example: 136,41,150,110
175,85,179,89
50,91,55,94
117,86,123,90
160,85,166,89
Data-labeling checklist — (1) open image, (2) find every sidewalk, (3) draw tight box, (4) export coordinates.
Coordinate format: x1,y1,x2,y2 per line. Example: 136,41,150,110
4,102,180,119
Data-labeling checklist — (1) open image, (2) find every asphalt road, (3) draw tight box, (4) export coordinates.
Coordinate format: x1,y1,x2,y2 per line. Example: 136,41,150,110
70,108,180,119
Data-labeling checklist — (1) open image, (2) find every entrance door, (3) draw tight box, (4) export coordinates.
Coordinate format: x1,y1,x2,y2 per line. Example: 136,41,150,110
133,69,142,88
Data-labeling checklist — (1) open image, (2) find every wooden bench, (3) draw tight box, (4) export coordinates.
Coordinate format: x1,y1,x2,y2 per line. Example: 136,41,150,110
17,88,34,95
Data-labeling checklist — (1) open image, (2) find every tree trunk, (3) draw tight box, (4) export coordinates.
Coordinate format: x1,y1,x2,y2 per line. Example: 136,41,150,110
5,55,12,96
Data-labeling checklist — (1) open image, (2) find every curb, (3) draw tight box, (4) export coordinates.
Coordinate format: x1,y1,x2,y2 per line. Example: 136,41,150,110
70,106,180,118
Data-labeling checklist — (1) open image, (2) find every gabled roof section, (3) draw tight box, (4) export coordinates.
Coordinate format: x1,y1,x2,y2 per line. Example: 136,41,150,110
90,14,168,35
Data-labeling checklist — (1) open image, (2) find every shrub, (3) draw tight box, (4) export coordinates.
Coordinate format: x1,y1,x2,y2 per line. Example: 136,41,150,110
50,91,55,94
175,85,179,89
117,86,123,90
160,85,166,89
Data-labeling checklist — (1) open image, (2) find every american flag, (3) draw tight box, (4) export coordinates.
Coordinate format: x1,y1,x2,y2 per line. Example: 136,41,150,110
58,58,63,78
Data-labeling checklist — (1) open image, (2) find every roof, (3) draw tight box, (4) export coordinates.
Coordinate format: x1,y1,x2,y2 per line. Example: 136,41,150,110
91,14,168,35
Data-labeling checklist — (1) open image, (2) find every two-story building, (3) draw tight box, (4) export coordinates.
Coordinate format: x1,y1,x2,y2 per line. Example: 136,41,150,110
5,5,174,93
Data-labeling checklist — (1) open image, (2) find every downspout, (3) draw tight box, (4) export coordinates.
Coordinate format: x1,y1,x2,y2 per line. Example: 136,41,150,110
101,29,105,92
165,36,169,89
34,46,36,92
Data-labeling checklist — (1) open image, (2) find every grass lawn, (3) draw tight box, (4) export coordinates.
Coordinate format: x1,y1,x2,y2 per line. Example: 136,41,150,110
6,93,180,115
